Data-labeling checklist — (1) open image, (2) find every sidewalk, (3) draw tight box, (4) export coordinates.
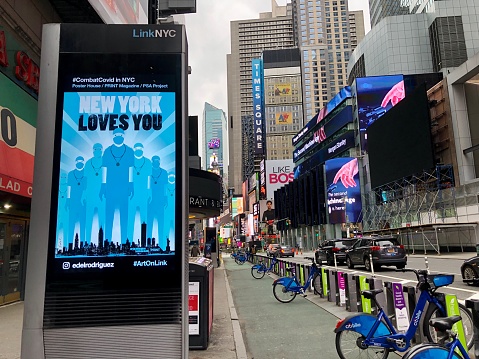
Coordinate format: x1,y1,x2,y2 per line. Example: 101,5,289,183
0,266,240,359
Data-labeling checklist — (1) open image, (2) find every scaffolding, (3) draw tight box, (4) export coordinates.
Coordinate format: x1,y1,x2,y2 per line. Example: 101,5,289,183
360,165,478,253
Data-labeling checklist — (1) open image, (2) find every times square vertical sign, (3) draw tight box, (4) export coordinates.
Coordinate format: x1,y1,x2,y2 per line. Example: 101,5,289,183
22,24,188,359
252,59,265,155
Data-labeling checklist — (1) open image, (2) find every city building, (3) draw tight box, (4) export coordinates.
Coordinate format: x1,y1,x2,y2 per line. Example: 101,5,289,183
290,0,365,120
263,48,303,161
369,0,434,28
348,0,479,83
202,102,228,181
227,0,294,193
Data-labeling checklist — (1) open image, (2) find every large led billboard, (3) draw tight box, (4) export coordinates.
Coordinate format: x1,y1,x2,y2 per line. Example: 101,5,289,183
356,75,405,153
325,158,362,224
367,84,435,189
88,0,148,24
265,159,294,200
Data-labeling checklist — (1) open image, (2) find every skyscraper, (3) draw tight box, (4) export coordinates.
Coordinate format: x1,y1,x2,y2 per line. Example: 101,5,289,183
290,0,365,120
369,0,434,29
348,0,479,81
227,0,294,193
263,48,303,160
202,102,228,180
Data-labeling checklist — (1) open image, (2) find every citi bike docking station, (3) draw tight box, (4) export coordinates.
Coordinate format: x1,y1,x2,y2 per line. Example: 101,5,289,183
22,24,189,359
251,255,278,279
245,252,475,358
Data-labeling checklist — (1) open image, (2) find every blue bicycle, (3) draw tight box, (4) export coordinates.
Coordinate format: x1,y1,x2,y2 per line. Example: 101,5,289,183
272,257,321,303
235,251,251,265
334,268,473,359
403,316,469,359
251,255,278,279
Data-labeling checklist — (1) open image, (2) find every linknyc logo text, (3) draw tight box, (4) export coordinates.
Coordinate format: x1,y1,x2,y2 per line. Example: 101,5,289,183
132,29,176,38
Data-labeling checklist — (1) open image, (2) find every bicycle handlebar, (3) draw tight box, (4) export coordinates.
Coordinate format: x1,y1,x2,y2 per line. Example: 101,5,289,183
395,268,428,280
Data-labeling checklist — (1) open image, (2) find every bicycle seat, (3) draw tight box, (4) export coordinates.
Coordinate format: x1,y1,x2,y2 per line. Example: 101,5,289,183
429,316,462,331
361,289,383,299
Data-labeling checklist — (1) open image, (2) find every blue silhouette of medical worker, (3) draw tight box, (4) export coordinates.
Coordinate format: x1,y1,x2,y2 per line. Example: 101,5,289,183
128,143,152,243
84,143,105,244
100,128,134,245
147,155,168,247
56,170,69,253
66,156,87,249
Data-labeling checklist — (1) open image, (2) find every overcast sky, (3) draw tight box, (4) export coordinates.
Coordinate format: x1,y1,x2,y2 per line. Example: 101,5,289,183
184,0,370,120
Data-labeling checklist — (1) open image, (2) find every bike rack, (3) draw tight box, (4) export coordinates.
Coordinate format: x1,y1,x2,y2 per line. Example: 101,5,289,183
344,272,358,312
328,269,337,303
465,299,479,359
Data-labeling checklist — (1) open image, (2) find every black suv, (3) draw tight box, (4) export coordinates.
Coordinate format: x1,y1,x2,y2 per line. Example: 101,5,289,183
345,235,407,271
315,238,357,265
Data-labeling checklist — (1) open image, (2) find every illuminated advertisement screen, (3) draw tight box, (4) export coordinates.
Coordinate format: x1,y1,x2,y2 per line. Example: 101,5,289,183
47,50,182,290
252,59,265,155
325,158,362,224
208,138,220,149
88,0,148,24
356,75,405,153
274,84,291,96
275,112,292,125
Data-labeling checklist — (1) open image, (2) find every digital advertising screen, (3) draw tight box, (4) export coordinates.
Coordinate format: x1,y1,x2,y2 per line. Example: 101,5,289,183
47,50,183,291
356,75,405,153
208,138,220,149
367,84,435,189
325,158,362,224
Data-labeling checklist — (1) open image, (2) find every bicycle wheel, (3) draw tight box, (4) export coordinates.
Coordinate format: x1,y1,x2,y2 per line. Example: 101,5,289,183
251,266,266,279
312,272,322,295
335,330,389,359
235,257,245,265
272,282,297,303
402,345,462,359
423,302,473,350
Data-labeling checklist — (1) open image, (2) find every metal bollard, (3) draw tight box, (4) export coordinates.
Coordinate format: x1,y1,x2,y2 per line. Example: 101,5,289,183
346,273,358,312
466,299,479,359
328,269,337,302
370,253,376,278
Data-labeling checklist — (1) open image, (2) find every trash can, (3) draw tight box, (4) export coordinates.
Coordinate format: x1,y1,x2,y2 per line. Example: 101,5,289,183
189,257,214,349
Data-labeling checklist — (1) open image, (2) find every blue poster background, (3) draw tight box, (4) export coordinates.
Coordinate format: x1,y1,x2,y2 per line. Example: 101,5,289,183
56,91,176,257
325,157,362,224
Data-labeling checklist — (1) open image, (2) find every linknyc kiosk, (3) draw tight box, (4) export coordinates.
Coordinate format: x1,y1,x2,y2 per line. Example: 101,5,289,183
22,24,189,359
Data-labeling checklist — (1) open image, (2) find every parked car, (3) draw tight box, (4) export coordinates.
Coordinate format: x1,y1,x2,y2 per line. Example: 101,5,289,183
461,256,479,285
278,245,295,258
266,243,281,257
315,238,357,265
345,235,407,271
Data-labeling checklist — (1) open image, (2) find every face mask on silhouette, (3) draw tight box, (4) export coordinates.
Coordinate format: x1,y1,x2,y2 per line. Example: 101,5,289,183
75,157,85,170
113,134,124,146
93,144,103,157
134,144,144,158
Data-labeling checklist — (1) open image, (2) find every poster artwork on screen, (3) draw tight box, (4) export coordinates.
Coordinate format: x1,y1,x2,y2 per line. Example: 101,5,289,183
356,75,405,153
325,157,362,224
55,91,176,258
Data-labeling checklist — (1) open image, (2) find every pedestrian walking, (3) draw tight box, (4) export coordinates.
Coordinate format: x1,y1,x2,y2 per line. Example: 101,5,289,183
191,244,200,257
